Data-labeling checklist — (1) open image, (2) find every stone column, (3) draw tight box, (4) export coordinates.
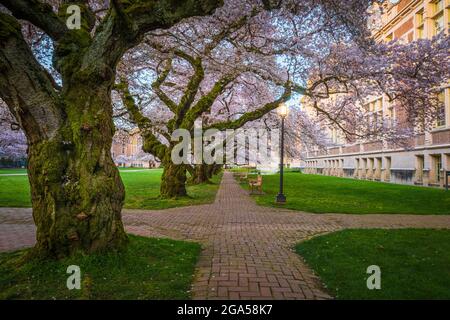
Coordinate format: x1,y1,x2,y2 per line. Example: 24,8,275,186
422,169,430,187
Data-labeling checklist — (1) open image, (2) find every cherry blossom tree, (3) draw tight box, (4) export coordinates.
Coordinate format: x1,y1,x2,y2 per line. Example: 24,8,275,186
112,0,367,196
0,0,224,258
301,34,449,145
0,102,27,163
114,0,448,198
0,0,448,257
114,0,291,197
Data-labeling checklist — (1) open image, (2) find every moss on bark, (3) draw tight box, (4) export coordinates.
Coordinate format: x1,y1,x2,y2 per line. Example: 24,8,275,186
26,84,128,258
1,0,226,260
160,164,188,198
159,147,188,198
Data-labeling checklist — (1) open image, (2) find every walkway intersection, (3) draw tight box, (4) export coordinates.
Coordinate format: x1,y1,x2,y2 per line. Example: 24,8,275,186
2,171,450,299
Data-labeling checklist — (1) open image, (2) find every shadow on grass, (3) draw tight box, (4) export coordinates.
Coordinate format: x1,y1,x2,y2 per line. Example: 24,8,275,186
0,235,201,300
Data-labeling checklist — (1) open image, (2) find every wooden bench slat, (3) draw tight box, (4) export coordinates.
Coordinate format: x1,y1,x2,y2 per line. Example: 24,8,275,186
249,175,263,194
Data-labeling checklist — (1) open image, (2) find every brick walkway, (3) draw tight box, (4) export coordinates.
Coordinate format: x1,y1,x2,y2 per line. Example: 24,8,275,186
2,171,450,299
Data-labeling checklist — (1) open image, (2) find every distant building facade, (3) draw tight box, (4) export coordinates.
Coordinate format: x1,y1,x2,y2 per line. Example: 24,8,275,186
111,129,160,168
302,0,450,188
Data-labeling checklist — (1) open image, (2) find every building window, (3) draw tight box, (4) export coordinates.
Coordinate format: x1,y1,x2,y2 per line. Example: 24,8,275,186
363,98,383,130
399,31,413,44
415,155,425,183
434,154,442,182
433,14,444,35
376,157,382,171
436,91,446,127
415,9,425,39
364,98,382,113
387,106,395,127
433,0,444,14
375,110,383,128
385,33,393,42
418,155,425,170
432,0,444,36
331,128,342,144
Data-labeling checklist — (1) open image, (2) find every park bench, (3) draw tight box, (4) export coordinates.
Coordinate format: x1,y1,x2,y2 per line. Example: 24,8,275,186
237,172,248,182
249,175,263,194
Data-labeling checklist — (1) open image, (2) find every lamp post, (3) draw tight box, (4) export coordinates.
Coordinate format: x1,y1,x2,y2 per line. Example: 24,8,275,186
276,102,288,204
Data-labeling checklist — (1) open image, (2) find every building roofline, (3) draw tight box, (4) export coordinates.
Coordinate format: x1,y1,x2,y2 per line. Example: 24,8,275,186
374,0,422,40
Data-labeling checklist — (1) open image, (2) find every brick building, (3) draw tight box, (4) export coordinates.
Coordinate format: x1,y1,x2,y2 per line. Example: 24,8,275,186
302,0,450,187
111,128,160,168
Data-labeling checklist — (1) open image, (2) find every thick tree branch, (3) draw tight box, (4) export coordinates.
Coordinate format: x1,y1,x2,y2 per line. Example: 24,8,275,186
204,9,259,55
79,0,223,84
204,84,291,131
0,13,62,143
0,0,68,40
114,80,167,159
123,0,223,38
309,99,362,139
85,0,223,70
261,0,283,10
151,59,178,114
175,50,204,123
182,73,238,129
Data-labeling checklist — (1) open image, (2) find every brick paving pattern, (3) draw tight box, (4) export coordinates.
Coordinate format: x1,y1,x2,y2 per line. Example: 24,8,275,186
2,171,450,299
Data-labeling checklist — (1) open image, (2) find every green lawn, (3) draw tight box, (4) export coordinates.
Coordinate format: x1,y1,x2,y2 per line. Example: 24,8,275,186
295,229,450,299
0,235,200,299
0,168,222,210
229,167,254,173
243,172,450,214
0,168,27,175
123,169,222,210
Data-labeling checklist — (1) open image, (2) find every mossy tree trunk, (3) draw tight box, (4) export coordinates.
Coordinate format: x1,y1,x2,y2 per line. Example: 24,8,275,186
209,163,223,177
190,164,211,184
0,0,223,258
159,142,187,198
117,82,189,199
26,84,128,258
189,163,222,184
160,163,188,198
0,14,126,257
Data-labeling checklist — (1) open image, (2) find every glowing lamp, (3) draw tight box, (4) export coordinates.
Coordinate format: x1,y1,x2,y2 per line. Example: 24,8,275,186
278,102,288,118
